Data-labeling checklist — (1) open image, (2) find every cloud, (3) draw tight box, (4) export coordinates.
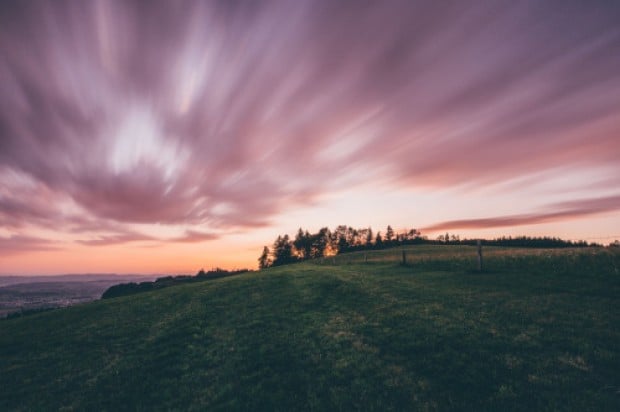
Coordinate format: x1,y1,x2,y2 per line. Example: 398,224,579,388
169,230,219,243
0,235,60,255
75,228,220,247
0,194,58,229
423,194,620,232
0,0,619,241
75,232,155,247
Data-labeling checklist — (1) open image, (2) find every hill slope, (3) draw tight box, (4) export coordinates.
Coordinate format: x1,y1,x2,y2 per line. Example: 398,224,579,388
1,247,619,411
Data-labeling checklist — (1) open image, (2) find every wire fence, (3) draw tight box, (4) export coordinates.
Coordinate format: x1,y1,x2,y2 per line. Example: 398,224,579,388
308,245,620,276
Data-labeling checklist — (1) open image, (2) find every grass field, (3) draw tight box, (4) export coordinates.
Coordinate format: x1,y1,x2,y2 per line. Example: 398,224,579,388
1,246,619,411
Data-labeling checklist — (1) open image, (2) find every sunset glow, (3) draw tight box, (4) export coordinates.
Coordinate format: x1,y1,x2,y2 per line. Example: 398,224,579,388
1,1,619,274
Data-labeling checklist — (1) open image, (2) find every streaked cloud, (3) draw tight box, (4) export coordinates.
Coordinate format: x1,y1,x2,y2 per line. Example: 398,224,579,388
424,195,620,231
0,0,619,263
0,235,60,255
75,232,155,247
170,230,219,244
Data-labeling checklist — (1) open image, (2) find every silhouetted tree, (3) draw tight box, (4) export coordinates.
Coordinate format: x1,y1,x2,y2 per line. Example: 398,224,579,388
406,229,419,240
332,225,350,253
310,227,330,258
293,228,313,259
375,231,383,249
365,227,373,246
258,246,271,269
272,234,295,266
386,225,394,243
338,235,349,253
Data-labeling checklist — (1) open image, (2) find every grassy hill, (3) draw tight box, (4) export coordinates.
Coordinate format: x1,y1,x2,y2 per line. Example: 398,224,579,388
1,246,619,411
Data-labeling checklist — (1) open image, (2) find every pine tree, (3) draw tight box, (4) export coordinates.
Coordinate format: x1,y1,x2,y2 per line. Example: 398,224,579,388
366,227,374,246
311,227,330,258
258,246,271,269
386,225,394,243
375,231,383,248
293,228,307,259
272,234,294,266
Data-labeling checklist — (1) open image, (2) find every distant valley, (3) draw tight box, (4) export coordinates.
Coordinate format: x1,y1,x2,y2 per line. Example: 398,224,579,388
0,275,159,318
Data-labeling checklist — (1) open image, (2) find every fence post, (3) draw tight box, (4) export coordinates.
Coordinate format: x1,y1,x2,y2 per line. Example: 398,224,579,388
402,250,407,265
477,240,483,271
364,253,368,264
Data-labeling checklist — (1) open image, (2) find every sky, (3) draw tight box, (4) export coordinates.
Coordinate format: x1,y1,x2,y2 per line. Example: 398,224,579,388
1,0,619,275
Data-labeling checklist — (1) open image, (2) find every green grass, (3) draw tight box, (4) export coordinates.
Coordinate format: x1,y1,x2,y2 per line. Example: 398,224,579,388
1,246,619,411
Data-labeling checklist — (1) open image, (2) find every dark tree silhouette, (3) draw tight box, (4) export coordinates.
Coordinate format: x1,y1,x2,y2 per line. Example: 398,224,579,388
310,227,330,258
272,234,295,266
258,246,271,269
375,231,384,249
102,268,249,299
386,225,394,243
364,227,373,246
293,228,312,259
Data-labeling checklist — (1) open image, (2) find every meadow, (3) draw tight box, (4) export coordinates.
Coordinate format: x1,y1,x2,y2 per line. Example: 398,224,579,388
0,246,618,411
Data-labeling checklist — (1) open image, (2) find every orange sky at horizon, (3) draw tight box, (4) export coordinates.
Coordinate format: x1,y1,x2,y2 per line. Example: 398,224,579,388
2,186,619,276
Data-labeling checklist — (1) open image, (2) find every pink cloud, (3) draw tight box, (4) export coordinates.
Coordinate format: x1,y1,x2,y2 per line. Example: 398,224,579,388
0,0,618,251
423,194,620,231
169,230,219,243
0,235,60,255
75,232,155,246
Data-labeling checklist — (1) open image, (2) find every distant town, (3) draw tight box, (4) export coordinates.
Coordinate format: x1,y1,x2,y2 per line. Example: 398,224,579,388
0,275,158,318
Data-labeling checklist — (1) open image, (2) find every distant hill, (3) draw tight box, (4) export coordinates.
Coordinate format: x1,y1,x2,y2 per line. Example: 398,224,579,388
0,246,618,410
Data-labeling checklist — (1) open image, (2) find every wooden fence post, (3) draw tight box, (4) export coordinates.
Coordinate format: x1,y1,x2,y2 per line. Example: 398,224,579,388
402,250,407,265
477,240,483,271
364,253,368,264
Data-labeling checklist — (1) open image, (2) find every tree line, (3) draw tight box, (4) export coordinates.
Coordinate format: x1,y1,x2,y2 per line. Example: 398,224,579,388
101,268,250,299
259,225,424,268
258,225,598,268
